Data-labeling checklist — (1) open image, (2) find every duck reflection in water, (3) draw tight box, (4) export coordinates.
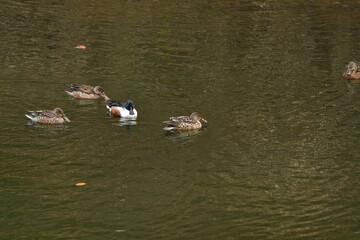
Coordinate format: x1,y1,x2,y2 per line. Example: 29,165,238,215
165,128,204,141
69,98,100,106
344,78,360,96
27,121,70,134
111,118,137,130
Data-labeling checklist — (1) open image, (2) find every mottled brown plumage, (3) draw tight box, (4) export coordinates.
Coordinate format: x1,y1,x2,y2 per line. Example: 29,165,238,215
26,108,70,124
65,84,110,100
343,62,360,80
163,112,207,131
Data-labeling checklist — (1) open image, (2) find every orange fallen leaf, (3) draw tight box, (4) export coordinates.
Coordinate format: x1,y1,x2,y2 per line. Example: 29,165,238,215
75,45,86,49
76,182,86,186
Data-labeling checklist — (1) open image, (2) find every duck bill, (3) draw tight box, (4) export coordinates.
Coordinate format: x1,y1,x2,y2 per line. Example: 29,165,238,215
129,107,135,115
201,118,207,123
101,93,110,101
63,116,71,123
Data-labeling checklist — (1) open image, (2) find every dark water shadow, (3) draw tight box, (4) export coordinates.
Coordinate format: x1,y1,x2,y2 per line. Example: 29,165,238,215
345,79,360,96
164,128,205,141
26,121,70,135
109,118,138,132
67,97,103,106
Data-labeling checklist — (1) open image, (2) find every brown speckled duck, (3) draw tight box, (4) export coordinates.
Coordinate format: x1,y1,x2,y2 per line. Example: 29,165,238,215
25,108,70,124
163,112,207,131
65,84,110,100
343,62,360,80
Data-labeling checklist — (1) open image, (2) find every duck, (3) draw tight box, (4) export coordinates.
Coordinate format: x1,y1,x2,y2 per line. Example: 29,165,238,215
343,62,360,80
106,100,138,119
25,108,70,124
163,112,207,131
65,84,110,100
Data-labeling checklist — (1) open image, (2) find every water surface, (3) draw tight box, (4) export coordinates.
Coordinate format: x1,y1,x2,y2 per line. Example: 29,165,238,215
1,1,360,239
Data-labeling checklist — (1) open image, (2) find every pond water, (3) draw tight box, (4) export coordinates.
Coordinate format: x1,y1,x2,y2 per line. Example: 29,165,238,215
1,1,360,239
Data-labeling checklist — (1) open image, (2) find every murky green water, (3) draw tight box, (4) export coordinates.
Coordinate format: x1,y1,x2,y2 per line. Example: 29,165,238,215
1,1,360,239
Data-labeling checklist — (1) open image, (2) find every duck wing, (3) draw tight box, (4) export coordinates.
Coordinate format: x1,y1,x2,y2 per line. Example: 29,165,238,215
170,116,196,124
27,110,43,117
163,119,181,127
40,110,58,118
163,116,196,128
108,100,124,108
67,84,94,94
27,110,57,118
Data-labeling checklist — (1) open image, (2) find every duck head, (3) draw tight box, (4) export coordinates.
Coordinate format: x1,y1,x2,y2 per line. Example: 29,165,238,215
54,108,71,122
94,86,110,101
190,112,207,123
125,100,135,115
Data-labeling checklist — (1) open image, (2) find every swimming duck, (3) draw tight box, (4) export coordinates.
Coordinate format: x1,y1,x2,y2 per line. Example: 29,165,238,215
25,108,70,124
343,62,360,80
163,112,207,131
106,100,138,119
65,84,110,100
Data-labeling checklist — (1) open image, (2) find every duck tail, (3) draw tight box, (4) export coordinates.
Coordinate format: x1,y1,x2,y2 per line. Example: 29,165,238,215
67,84,79,90
163,126,177,131
25,114,34,120
65,91,74,97
163,120,180,130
